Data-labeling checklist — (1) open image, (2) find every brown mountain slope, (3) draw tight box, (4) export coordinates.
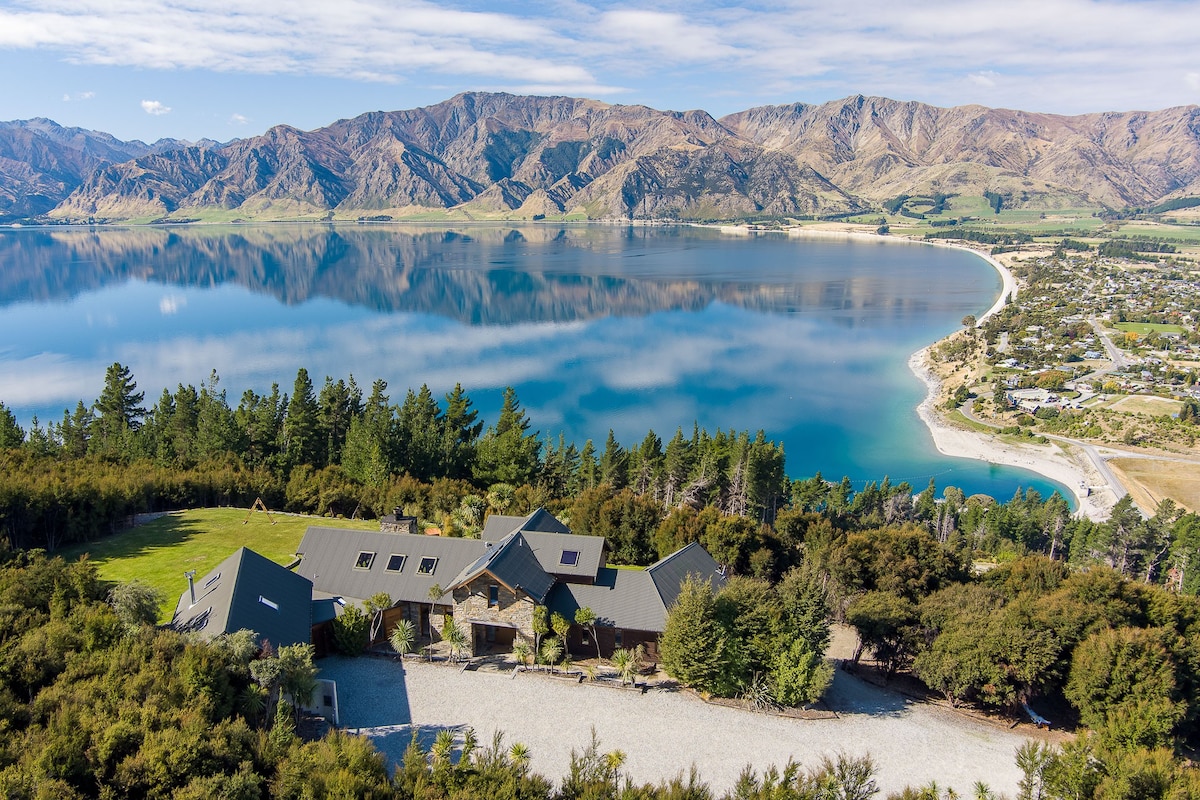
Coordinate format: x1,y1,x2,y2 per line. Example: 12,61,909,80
32,93,1200,222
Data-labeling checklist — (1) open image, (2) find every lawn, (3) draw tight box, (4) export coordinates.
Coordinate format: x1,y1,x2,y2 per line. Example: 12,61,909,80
1113,322,1186,335
58,507,378,621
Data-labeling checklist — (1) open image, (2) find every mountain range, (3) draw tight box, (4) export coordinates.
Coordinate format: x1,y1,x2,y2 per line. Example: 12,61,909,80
2,92,1198,224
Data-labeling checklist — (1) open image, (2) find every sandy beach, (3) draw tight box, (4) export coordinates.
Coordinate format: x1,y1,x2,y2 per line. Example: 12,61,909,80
774,224,1119,520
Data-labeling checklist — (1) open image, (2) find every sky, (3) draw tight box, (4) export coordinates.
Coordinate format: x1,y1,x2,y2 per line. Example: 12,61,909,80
1,0,1199,144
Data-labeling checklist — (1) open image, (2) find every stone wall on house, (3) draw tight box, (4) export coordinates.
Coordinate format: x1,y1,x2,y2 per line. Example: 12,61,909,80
451,576,535,657
379,513,418,535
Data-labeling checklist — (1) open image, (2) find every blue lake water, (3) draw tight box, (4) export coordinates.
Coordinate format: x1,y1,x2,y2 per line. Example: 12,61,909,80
0,223,1065,500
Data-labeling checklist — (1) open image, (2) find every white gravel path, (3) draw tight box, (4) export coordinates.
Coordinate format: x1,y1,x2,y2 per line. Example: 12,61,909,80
322,656,1031,798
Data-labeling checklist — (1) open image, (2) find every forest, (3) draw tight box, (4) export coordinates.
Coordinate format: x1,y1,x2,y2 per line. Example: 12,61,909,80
4,365,1200,798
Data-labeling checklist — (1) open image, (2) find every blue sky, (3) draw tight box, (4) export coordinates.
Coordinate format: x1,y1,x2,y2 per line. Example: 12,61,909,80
1,0,1198,143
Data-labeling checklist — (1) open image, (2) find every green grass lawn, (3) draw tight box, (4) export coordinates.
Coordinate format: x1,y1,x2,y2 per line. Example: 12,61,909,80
1113,322,1186,335
58,508,378,621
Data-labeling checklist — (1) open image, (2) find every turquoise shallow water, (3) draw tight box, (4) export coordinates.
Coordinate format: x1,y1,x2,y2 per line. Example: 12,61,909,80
0,223,1065,500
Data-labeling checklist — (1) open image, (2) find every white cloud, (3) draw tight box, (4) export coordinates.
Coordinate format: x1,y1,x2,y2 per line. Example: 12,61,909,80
61,90,95,101
2,0,1200,114
229,112,248,125
141,99,171,115
967,71,999,88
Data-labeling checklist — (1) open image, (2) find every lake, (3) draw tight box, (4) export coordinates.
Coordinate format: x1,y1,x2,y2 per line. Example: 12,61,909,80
0,223,1064,500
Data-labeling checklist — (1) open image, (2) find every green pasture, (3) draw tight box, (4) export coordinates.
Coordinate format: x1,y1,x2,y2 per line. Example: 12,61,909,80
59,508,377,621
1113,322,1186,335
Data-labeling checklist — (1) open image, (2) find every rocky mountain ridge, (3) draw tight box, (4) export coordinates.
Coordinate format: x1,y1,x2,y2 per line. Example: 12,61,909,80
3,93,1199,223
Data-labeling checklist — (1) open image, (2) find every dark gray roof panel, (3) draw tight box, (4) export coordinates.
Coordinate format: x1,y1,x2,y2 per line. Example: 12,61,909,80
517,531,606,579
448,532,555,603
520,507,572,534
547,567,668,633
296,527,485,606
647,542,727,608
480,515,527,541
170,547,313,648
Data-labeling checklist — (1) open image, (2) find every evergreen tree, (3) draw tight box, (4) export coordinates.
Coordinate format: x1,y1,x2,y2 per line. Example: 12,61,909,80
599,429,628,490
284,368,323,468
473,387,540,486
397,385,442,481
57,400,92,459
91,361,145,457
660,575,726,691
0,402,25,448
196,370,238,461
440,383,481,480
573,439,598,494
318,375,361,467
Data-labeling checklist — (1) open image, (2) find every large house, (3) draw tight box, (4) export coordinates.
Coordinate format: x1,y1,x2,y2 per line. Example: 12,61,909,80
171,508,726,661
295,508,726,659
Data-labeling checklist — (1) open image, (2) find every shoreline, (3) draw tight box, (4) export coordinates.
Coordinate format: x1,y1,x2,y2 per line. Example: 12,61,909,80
772,224,1116,519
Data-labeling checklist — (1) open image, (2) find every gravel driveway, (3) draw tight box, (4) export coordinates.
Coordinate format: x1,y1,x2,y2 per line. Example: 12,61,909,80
320,656,1031,797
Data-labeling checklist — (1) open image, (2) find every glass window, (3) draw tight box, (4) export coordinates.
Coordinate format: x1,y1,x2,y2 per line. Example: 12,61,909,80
385,554,407,572
258,595,279,611
560,550,580,566
417,556,438,575
488,585,499,607
355,551,376,570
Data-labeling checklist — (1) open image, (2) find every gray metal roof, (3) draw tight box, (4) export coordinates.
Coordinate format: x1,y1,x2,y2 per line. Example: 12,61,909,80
296,527,485,606
447,531,555,603
547,542,726,634
481,509,605,579
647,542,726,608
170,547,313,649
547,568,667,632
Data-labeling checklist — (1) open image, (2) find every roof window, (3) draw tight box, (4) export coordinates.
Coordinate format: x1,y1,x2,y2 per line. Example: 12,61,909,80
355,551,376,570
258,595,279,611
417,556,438,575
386,554,407,572
560,550,580,566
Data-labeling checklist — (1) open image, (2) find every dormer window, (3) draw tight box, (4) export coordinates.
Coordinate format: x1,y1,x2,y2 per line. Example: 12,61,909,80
355,551,376,570
417,556,438,575
385,554,407,572
560,550,580,566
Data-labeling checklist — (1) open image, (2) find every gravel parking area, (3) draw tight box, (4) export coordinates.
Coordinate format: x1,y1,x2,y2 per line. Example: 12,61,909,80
321,656,1031,797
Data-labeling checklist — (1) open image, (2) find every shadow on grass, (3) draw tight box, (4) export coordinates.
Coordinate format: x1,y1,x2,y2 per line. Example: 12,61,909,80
57,513,208,565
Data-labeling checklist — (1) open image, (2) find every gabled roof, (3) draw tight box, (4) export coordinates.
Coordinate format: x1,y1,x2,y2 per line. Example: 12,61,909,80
647,542,726,609
170,547,313,649
447,531,556,602
481,509,605,579
295,527,486,606
547,542,727,634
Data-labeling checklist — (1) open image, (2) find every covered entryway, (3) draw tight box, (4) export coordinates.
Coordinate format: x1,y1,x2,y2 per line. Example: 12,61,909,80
466,618,517,656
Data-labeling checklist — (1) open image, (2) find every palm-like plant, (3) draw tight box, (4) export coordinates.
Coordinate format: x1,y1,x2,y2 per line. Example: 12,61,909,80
540,636,564,672
610,648,632,685
512,639,532,668
389,619,415,658
509,742,531,774
431,729,456,767
443,618,468,663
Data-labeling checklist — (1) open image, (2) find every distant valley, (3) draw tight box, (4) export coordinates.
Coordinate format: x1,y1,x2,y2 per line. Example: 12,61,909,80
2,92,1199,224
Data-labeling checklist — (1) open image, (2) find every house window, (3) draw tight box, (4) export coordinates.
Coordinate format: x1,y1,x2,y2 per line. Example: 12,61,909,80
258,595,279,611
385,554,407,572
488,585,499,607
355,551,376,570
204,572,221,588
614,630,623,648
417,556,438,575
560,550,580,566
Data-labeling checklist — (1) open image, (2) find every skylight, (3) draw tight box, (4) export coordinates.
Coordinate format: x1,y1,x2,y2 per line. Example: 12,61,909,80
386,554,407,572
560,550,580,566
417,556,438,575
355,551,376,570
258,595,279,611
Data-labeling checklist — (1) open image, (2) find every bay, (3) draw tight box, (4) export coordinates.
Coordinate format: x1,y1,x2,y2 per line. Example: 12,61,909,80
0,223,1064,500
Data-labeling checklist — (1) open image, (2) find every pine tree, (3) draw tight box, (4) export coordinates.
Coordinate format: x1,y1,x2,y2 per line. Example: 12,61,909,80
284,368,323,468
440,383,481,480
0,402,25,448
397,385,442,481
599,429,628,490
473,387,540,486
91,362,145,457
659,575,725,691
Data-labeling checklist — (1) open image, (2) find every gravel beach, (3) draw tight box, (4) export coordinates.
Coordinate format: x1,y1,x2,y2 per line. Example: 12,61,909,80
322,656,1032,797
